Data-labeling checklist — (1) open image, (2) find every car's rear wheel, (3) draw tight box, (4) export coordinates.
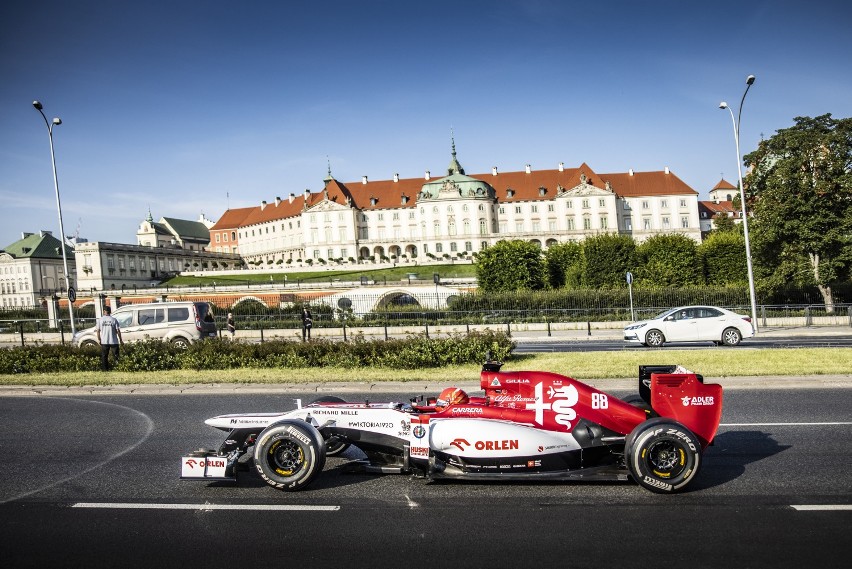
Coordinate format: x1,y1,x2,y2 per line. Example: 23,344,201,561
625,418,701,493
721,327,742,346
254,420,326,491
170,337,191,349
310,396,351,456
645,329,665,347
80,339,98,348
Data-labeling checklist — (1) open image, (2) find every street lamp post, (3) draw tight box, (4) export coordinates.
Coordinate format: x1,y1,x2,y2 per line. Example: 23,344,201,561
33,100,76,335
719,75,758,333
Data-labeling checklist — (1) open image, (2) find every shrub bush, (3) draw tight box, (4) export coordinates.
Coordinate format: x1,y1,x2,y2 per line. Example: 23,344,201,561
0,331,515,374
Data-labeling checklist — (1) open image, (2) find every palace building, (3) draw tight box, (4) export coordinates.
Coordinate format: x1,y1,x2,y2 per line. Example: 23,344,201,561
211,145,702,266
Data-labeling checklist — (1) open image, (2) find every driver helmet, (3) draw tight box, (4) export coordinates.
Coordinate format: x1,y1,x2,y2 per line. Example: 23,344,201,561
435,387,469,409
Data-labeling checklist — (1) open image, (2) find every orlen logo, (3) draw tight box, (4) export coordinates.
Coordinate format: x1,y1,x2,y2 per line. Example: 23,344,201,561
449,438,519,452
184,458,225,468
681,396,715,407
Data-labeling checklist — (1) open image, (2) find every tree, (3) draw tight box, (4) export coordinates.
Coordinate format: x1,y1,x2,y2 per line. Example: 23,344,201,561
475,239,546,292
700,231,747,284
711,212,738,234
582,234,636,288
543,242,584,288
635,234,701,287
744,114,852,312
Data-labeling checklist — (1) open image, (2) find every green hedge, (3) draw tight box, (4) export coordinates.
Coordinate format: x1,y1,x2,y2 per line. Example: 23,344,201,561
0,331,515,374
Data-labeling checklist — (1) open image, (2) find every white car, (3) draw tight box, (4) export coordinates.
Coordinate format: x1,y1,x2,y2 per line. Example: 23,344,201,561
624,305,754,347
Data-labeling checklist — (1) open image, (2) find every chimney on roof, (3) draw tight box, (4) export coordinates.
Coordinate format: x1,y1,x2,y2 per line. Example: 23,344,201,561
275,196,281,206
393,173,399,183
425,170,431,180
304,189,311,201
22,232,33,239
289,193,295,204
260,200,267,210
492,166,498,176
362,176,368,185
40,230,52,237
629,169,634,176
558,162,564,172
525,164,531,174
370,196,377,206
664,166,670,174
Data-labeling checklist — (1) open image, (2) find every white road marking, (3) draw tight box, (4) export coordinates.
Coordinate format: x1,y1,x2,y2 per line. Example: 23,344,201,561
72,502,340,511
791,505,852,511
0,399,155,506
720,422,852,427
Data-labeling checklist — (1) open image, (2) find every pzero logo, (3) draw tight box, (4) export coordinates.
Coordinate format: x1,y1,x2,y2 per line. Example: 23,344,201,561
643,475,673,491
525,382,579,428
286,426,311,445
681,396,715,407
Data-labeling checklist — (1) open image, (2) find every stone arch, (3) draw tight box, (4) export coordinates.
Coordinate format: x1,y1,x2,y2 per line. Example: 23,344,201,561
232,295,269,309
375,290,422,309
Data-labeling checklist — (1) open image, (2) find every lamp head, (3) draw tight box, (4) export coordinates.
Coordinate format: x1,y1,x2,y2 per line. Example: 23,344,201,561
52,118,62,125
746,75,755,85
32,100,43,110
719,101,729,109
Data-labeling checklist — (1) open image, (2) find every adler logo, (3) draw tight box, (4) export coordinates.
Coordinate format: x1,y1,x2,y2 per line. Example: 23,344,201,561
681,396,715,407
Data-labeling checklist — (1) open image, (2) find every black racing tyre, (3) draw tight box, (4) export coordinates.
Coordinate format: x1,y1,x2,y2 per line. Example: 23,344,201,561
310,396,351,456
170,336,191,349
645,329,665,347
721,327,742,346
621,394,656,417
254,420,326,491
625,418,701,494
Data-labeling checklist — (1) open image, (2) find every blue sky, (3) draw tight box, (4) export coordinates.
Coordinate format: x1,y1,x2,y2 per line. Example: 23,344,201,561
2,0,850,247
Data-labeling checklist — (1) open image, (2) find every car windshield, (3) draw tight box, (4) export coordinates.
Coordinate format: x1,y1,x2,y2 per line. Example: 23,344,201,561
653,309,676,320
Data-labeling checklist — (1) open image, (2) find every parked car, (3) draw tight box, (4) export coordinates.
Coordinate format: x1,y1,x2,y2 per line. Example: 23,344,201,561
73,301,217,348
623,305,754,347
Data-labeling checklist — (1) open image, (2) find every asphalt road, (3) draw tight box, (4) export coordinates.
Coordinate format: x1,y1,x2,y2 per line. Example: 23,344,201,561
1,386,850,568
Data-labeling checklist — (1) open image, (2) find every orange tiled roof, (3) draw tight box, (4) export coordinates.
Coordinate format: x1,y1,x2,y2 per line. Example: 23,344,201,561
216,164,698,227
210,207,255,230
699,200,740,217
712,178,737,191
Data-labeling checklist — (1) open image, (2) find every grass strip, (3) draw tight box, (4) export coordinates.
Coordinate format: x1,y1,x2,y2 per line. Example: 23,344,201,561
1,348,850,387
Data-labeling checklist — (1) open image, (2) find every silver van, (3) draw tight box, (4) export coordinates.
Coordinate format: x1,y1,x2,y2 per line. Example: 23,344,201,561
73,301,217,348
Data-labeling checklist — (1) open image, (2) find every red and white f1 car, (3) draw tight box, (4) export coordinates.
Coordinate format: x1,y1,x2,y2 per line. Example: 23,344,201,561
181,361,723,493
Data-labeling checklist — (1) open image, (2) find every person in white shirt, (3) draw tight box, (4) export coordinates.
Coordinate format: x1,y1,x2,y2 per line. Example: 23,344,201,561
96,305,123,371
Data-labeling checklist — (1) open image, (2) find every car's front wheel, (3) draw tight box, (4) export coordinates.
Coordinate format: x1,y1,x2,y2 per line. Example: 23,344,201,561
721,327,742,346
645,329,665,347
254,420,326,491
625,418,701,493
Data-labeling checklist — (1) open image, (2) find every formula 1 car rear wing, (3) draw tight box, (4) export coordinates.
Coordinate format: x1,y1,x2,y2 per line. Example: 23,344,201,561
639,365,723,447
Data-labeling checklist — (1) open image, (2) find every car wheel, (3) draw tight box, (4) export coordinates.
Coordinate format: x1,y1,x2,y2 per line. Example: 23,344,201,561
625,418,701,494
310,396,352,456
80,339,98,348
721,327,742,346
170,337,191,349
254,420,326,491
645,329,665,347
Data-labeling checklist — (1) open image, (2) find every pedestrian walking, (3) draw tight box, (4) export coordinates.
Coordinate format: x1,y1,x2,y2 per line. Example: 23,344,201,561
227,312,236,339
96,305,123,371
301,307,312,341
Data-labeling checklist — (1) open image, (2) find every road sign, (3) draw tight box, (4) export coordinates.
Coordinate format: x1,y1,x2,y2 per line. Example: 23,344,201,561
68,287,76,303
625,272,633,285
